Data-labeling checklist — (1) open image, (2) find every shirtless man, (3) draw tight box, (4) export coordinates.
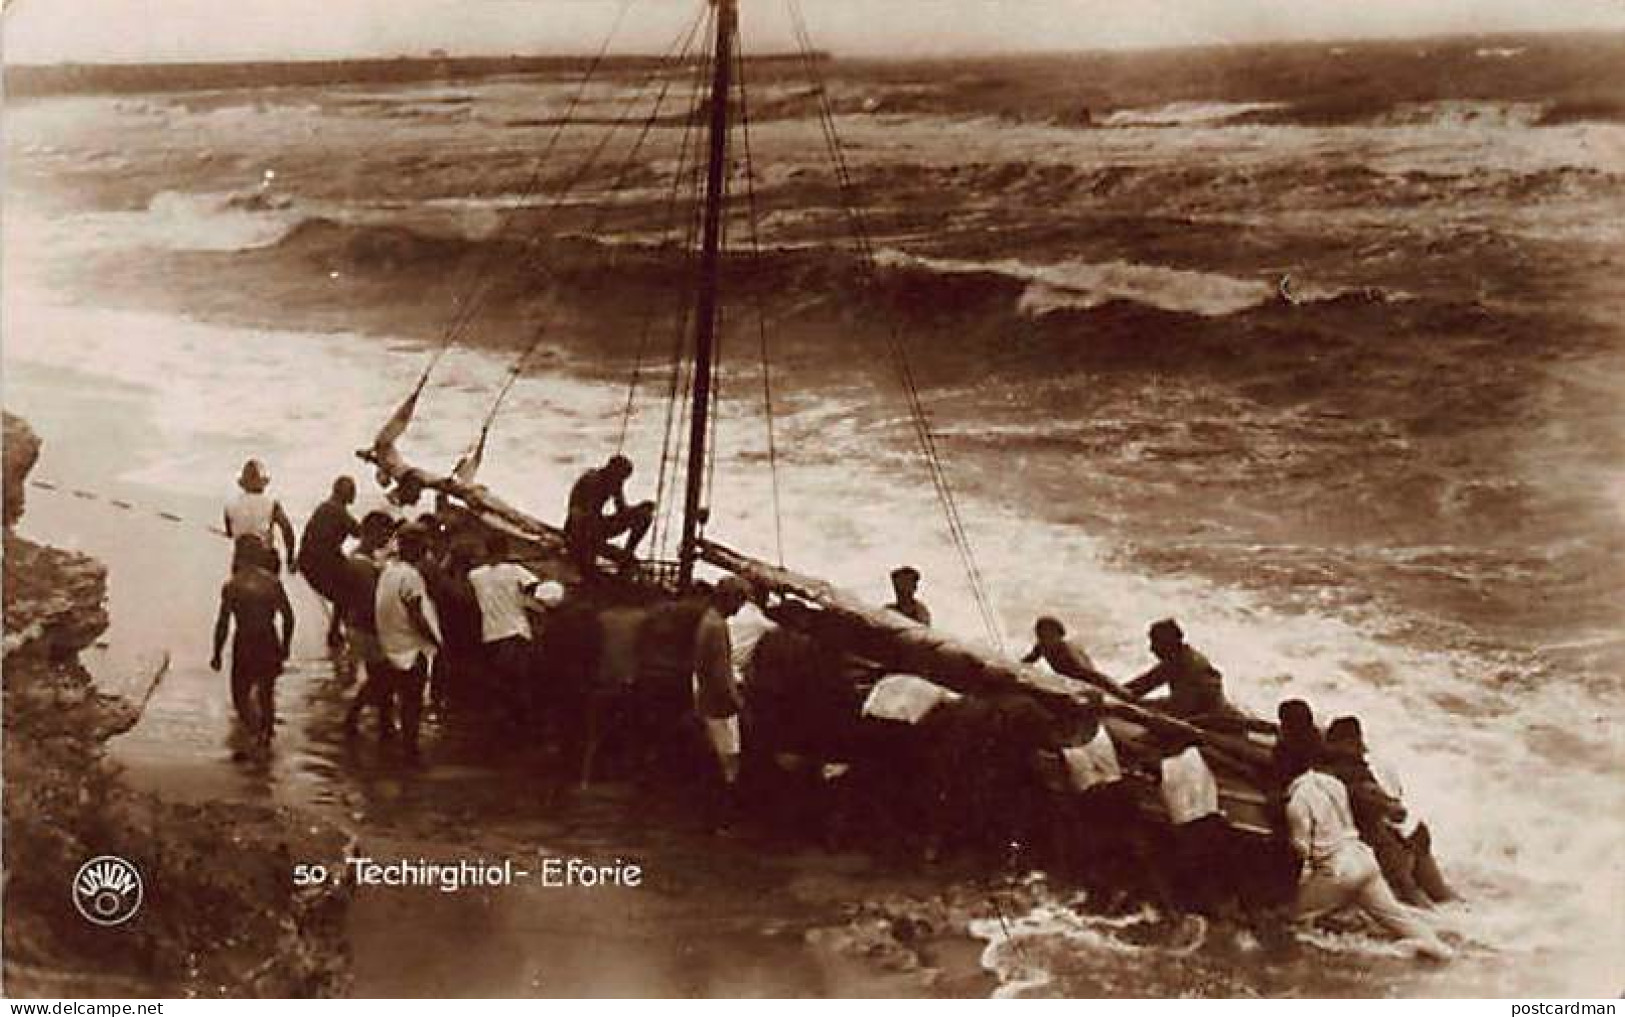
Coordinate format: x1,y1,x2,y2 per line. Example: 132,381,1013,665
1021,616,1130,699
884,566,931,626
564,454,654,578
211,535,295,745
299,475,360,646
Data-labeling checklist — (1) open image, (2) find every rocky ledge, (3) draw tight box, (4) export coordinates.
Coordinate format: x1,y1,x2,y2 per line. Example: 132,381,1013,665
3,412,353,998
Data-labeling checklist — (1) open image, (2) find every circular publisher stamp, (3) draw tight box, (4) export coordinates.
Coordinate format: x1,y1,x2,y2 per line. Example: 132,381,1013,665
72,855,144,926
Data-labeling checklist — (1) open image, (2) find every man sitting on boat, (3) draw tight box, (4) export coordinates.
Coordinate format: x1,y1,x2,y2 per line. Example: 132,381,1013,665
884,565,931,626
1124,619,1241,723
564,454,655,579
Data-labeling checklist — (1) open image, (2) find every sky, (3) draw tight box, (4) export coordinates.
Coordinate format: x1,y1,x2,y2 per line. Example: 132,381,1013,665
5,0,1625,63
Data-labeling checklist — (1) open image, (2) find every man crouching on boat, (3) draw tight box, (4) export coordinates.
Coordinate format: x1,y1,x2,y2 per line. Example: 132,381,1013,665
565,454,655,579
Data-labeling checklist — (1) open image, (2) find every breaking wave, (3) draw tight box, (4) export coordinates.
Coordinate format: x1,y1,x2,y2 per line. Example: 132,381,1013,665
78,189,309,253
1100,101,1289,128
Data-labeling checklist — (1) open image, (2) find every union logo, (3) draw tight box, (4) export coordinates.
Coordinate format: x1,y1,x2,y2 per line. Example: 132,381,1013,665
72,855,143,926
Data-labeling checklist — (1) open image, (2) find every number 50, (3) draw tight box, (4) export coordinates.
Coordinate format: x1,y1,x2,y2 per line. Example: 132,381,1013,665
292,864,328,886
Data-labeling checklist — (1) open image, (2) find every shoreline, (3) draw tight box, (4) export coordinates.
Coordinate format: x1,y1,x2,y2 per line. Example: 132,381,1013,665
1,412,354,998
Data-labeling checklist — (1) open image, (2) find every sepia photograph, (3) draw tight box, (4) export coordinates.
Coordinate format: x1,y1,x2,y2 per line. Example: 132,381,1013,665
2,0,1623,1001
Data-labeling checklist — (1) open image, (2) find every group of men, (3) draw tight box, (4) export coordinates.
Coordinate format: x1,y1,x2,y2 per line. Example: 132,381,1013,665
211,453,1463,959
208,453,681,764
876,570,1461,960
1025,616,1460,959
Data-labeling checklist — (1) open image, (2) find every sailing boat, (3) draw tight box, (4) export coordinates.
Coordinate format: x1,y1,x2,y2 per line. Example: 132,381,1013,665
360,0,1288,861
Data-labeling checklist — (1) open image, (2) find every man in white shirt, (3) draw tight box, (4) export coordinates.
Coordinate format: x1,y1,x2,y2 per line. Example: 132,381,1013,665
374,524,442,762
467,533,549,722
1054,702,1145,909
1157,734,1234,917
694,579,749,807
726,584,776,686
1284,759,1453,961
224,459,298,573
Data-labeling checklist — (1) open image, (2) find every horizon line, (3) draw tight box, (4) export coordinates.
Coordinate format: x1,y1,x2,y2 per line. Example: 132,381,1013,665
6,25,1619,70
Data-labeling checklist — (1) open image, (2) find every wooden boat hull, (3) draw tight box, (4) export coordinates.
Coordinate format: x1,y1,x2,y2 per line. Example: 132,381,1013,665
359,442,1284,839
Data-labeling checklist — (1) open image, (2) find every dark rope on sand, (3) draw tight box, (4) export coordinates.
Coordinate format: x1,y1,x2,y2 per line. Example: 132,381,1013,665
29,477,231,537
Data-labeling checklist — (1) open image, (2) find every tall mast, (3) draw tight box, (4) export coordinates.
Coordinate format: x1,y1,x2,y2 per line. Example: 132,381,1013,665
678,0,737,588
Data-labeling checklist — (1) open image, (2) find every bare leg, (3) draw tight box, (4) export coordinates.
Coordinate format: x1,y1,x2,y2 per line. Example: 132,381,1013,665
1409,823,1462,904
618,502,655,560
255,672,277,745
396,657,429,762
1355,870,1453,961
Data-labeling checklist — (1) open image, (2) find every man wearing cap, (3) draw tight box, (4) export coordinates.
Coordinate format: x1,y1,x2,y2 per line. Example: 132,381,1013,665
884,566,931,626
564,454,655,578
1322,716,1461,907
374,523,443,762
1124,619,1236,721
225,459,298,573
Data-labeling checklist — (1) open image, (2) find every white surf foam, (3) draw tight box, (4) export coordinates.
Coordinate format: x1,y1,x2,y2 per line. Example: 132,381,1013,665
1101,101,1288,128
875,250,1280,317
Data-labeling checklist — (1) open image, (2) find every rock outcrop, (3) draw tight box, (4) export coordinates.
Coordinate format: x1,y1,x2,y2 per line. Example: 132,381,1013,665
3,412,352,998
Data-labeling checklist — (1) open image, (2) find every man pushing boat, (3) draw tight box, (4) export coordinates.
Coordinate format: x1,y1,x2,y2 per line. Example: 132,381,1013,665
1125,618,1244,724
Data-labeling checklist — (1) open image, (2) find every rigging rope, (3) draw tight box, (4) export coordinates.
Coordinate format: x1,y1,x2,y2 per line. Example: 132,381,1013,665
616,13,716,454
786,0,1005,649
652,5,716,560
733,27,787,566
427,0,638,365
378,1,702,443
456,8,713,477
